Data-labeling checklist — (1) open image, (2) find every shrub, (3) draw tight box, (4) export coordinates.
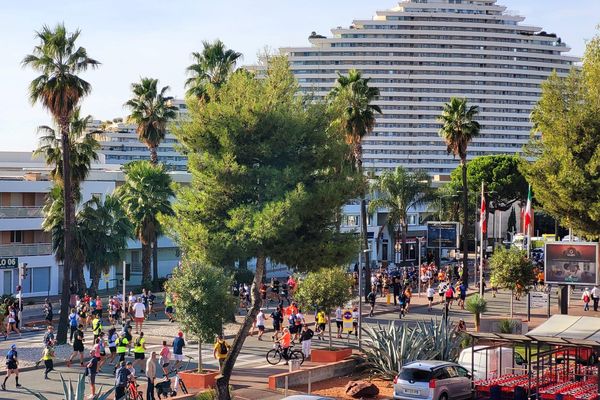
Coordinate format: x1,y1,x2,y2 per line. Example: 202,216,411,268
465,294,488,332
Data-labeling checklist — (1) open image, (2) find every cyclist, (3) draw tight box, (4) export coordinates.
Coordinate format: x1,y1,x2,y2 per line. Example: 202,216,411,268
213,334,230,371
114,360,131,400
278,327,292,365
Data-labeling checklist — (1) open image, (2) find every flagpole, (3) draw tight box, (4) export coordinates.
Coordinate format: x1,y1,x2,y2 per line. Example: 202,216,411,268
479,180,485,296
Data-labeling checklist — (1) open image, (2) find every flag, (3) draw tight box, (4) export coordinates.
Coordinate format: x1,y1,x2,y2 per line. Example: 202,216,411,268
520,208,524,233
480,192,487,234
524,185,532,235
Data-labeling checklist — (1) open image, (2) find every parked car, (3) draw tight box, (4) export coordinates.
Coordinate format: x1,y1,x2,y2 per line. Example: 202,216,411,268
393,360,472,400
458,346,527,381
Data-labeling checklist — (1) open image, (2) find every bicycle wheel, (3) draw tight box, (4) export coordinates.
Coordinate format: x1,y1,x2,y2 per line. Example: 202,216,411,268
289,350,305,365
266,349,281,365
136,393,144,400
180,379,188,394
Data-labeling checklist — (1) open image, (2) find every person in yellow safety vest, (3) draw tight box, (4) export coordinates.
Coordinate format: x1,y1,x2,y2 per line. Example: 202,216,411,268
132,332,147,373
39,343,55,380
116,333,129,365
165,293,175,322
92,315,103,342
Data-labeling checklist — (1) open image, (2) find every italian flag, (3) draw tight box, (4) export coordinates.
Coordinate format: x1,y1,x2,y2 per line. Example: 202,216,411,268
480,194,487,234
524,185,532,234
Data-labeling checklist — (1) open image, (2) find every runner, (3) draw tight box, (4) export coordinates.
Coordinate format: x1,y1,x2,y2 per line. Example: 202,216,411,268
5,306,20,339
147,290,156,319
404,286,412,314
315,309,326,341
2,344,20,390
86,349,98,396
293,309,305,341
213,334,230,371
132,332,147,373
299,324,314,358
78,302,89,331
426,283,436,311
68,308,79,343
348,307,359,339
367,287,376,317
398,290,407,319
95,296,103,319
66,324,85,367
335,306,343,339
172,331,185,370
94,333,107,371
159,340,171,375
43,298,53,326
39,342,55,380
107,328,118,365
164,292,175,322
91,313,103,342
256,308,267,341
132,298,146,334
458,281,467,310
115,332,129,365
140,289,149,318
270,306,283,341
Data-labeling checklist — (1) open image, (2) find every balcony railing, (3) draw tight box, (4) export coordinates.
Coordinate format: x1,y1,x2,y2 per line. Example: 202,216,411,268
0,206,44,219
0,243,53,257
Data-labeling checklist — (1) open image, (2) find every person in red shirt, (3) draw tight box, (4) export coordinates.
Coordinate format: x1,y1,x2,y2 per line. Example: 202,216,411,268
278,328,291,364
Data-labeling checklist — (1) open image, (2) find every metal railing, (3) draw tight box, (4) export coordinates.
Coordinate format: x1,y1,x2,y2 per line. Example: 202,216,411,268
0,243,53,257
0,206,44,219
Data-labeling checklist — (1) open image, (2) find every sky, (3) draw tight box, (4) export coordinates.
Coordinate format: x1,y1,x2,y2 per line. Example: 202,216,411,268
1,0,599,152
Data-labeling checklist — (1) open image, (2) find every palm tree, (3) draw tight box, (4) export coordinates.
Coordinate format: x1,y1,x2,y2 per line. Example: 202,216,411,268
125,77,177,165
118,161,174,288
34,109,100,289
125,78,177,284
23,23,99,344
438,97,480,284
369,167,432,265
81,194,132,293
330,69,382,298
185,40,242,100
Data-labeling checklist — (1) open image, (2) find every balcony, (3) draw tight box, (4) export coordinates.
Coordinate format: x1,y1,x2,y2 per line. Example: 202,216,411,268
0,243,53,257
0,207,44,219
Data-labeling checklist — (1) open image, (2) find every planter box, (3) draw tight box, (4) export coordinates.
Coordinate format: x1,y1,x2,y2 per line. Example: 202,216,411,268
310,348,352,363
178,370,219,389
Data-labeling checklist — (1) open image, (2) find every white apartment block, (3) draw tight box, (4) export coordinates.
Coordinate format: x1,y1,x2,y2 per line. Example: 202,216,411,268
281,0,576,176
91,99,188,171
273,0,577,263
0,152,187,298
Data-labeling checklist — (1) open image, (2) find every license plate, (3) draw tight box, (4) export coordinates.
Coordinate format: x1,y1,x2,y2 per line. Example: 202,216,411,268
404,388,419,395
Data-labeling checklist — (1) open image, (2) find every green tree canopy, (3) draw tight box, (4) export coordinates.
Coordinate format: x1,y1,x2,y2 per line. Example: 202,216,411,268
166,262,235,373
294,267,354,348
169,56,359,399
489,247,535,297
524,33,600,238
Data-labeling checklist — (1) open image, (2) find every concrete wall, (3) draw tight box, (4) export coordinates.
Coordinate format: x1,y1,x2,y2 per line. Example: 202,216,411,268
268,359,358,390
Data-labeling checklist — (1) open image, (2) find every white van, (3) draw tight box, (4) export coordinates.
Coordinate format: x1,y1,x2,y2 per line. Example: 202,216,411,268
458,347,527,381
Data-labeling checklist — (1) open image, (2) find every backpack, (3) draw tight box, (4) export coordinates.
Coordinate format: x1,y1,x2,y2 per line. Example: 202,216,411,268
584,294,590,303
135,337,142,347
218,341,228,355
445,288,454,298
288,314,296,326
116,368,128,387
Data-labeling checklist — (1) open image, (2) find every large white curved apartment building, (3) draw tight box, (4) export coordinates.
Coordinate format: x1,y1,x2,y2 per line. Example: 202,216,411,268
283,0,577,176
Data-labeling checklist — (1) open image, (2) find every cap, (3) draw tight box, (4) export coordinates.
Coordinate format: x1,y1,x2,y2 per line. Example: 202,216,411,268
178,331,183,337
10,345,16,350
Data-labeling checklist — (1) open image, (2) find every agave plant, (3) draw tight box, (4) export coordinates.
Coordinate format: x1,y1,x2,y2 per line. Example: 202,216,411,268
361,319,463,379
465,294,488,332
25,373,115,400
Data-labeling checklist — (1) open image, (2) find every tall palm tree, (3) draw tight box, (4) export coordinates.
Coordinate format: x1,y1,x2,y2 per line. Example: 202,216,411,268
81,194,132,293
185,40,242,100
118,161,174,288
23,23,99,344
369,167,432,265
34,109,100,289
330,69,382,298
125,77,177,165
438,97,480,284
125,78,177,283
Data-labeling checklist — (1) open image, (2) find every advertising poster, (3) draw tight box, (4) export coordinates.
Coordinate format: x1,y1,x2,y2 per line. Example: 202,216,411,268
342,310,353,333
427,222,459,249
545,243,599,285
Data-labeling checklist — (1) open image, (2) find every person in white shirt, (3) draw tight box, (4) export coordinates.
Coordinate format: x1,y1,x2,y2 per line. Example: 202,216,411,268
335,306,343,338
426,284,436,311
132,298,146,334
590,286,600,312
255,309,267,341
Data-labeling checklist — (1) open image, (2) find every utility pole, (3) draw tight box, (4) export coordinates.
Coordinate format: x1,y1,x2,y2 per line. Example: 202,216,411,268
479,181,485,297
122,261,127,323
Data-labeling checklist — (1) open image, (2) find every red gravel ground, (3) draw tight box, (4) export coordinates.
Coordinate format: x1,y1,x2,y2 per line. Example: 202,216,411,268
291,374,394,399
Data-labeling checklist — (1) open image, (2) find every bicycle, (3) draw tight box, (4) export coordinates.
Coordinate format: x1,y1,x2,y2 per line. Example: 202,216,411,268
266,343,305,366
126,380,143,400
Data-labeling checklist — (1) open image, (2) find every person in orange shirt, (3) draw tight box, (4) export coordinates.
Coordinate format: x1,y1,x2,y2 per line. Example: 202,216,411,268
278,327,291,364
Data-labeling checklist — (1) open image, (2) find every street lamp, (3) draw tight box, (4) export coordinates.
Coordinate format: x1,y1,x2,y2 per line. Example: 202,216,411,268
358,247,371,349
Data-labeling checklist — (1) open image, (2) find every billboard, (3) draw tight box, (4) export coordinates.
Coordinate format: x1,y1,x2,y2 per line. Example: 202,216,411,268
427,222,459,249
545,242,599,285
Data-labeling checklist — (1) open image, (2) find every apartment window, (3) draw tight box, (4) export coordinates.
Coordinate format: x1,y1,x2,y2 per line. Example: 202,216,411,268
408,214,419,226
10,231,22,243
31,267,51,293
343,215,360,226
131,251,141,272
91,193,103,200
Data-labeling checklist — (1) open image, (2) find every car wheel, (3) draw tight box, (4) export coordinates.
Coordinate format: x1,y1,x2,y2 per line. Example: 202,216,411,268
438,394,448,400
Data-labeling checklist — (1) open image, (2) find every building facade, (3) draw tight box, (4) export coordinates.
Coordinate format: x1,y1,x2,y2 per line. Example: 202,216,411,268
0,152,186,298
274,0,576,263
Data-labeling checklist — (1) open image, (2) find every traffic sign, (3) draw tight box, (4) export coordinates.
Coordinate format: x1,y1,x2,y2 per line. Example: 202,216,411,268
0,257,18,269
342,310,353,333
530,292,549,308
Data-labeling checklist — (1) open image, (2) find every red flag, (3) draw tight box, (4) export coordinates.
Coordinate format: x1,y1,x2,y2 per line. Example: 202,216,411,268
524,186,533,234
480,195,487,234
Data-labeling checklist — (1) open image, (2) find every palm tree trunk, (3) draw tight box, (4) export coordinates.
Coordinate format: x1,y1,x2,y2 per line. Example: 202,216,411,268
461,160,469,285
152,237,159,287
356,145,371,301
141,241,152,287
216,253,266,400
89,264,101,294
57,122,73,344
150,146,158,164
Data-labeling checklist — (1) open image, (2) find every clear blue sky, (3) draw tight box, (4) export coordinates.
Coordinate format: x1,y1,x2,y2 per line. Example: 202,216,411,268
1,0,599,151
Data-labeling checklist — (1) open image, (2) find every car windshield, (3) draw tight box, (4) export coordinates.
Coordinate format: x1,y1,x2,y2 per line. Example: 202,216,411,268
399,367,433,382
